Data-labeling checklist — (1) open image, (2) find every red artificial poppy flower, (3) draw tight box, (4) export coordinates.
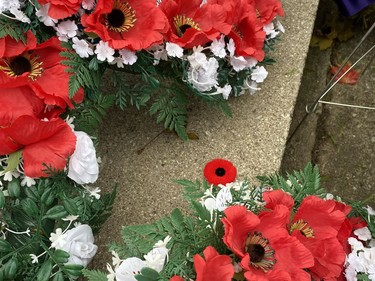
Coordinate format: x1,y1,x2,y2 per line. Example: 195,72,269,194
0,116,76,178
193,246,234,281
249,0,284,24
209,0,266,60
37,0,82,19
159,0,231,48
81,0,168,50
263,191,350,280
203,159,237,185
222,205,314,280
0,32,84,109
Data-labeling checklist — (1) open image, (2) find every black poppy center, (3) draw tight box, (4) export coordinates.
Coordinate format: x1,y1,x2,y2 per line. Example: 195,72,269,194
10,56,32,76
179,24,192,35
107,9,125,28
215,167,226,177
247,244,265,263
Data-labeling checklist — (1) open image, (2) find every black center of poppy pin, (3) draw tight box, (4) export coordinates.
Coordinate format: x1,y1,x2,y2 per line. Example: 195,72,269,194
108,9,125,28
215,167,226,177
10,56,32,76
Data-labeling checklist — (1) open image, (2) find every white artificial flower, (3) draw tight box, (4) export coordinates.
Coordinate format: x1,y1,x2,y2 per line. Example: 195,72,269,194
3,170,20,181
62,215,79,222
227,39,236,57
220,181,246,191
230,55,248,72
325,193,335,200
187,46,206,68
243,78,261,95
50,228,68,249
263,22,279,39
107,263,116,281
216,84,232,100
251,66,268,83
348,237,364,252
368,263,375,281
246,57,258,69
347,252,365,273
57,224,98,267
148,44,168,64
187,57,218,92
65,116,75,130
84,186,101,200
30,254,39,264
119,49,137,65
204,197,217,213
276,20,285,33
109,57,125,68
154,236,171,248
210,35,226,58
115,257,146,281
144,247,168,272
95,41,115,62
359,248,375,269
9,8,30,23
82,0,95,10
364,205,375,216
165,42,184,58
0,0,20,12
111,251,122,268
68,131,99,185
344,265,357,281
56,20,78,39
216,187,232,211
72,37,94,58
21,176,36,187
354,227,372,241
370,239,375,248
35,3,57,27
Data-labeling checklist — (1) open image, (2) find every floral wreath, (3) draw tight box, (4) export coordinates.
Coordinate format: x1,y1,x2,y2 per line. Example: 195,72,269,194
0,0,289,280
84,160,375,281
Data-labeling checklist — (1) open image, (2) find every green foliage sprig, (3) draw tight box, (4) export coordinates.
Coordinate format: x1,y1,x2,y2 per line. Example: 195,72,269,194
0,170,116,281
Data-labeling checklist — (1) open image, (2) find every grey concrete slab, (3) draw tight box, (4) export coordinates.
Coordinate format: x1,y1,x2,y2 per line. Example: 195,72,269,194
92,0,320,269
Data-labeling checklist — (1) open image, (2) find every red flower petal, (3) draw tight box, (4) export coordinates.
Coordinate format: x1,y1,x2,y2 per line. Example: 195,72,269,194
203,159,237,185
37,0,82,19
222,205,260,258
29,64,74,108
160,0,230,48
251,0,285,24
3,116,76,177
0,87,45,126
194,246,234,281
263,189,294,210
294,196,346,239
296,234,346,279
0,31,37,58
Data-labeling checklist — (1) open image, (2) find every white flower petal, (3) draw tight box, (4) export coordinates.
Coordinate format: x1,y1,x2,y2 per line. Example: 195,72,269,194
115,257,146,281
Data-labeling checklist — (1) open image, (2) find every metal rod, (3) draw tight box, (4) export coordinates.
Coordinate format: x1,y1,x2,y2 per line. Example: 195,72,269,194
318,100,375,110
